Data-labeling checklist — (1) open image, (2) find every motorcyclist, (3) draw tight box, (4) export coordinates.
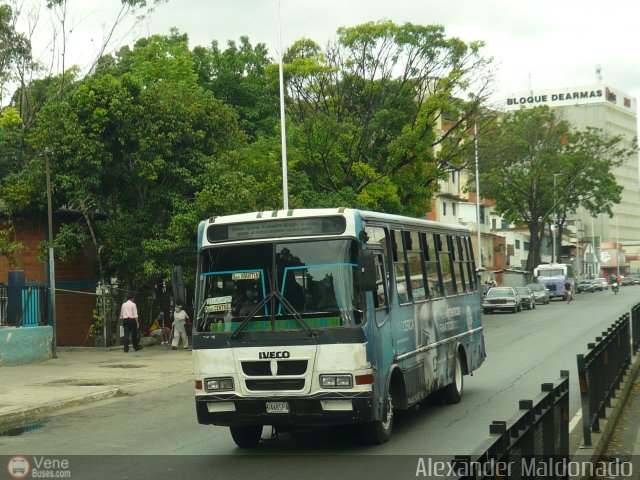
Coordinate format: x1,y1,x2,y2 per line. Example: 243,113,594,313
610,276,620,294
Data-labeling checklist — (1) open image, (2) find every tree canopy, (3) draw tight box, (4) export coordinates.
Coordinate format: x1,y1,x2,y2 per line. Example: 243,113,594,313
0,17,499,294
283,20,494,216
474,106,635,271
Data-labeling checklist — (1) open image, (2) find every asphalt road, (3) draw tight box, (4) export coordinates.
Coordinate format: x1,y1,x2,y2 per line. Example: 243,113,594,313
2,287,639,479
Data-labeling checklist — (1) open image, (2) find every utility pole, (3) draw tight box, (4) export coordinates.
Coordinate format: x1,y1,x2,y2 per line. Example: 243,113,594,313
278,0,289,210
474,123,482,269
45,149,57,358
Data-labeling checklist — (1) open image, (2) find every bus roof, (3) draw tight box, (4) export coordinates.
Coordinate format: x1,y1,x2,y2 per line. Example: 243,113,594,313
203,208,470,232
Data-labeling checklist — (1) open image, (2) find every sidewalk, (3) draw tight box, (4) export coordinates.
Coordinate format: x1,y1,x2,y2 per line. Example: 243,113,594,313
0,345,193,431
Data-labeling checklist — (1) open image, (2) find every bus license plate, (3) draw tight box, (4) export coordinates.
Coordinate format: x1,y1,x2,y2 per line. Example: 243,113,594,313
266,401,289,414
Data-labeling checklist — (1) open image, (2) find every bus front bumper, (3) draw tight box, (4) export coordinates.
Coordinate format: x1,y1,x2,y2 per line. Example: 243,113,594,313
195,392,375,427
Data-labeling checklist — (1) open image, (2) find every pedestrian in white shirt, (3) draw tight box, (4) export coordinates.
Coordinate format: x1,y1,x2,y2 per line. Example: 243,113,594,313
171,305,190,350
119,294,142,352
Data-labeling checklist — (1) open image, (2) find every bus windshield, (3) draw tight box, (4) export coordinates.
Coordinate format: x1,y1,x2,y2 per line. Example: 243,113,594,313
196,239,362,333
537,268,565,277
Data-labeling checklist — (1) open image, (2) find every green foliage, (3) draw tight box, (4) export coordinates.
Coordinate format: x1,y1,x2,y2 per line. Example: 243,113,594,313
193,36,278,140
283,20,492,216
0,223,23,265
475,106,635,270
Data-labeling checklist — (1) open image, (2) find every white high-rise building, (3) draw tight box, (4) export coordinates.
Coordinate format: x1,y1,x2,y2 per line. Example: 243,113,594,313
504,84,639,245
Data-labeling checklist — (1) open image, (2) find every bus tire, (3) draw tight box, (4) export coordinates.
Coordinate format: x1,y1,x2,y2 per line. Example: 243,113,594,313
442,352,463,404
362,392,393,444
230,425,263,449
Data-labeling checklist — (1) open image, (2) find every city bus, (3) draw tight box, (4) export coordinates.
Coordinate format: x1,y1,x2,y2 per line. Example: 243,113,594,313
192,208,486,447
533,263,575,301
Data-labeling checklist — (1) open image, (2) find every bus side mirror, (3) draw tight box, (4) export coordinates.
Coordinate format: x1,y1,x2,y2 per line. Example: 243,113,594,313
359,250,377,292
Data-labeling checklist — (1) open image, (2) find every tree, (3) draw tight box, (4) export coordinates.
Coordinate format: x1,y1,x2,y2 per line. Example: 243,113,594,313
192,36,279,140
475,106,635,271
15,33,246,290
283,20,494,216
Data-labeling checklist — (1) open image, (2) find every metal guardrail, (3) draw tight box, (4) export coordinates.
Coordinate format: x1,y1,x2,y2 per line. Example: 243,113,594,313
632,304,640,354
0,284,48,327
576,313,631,447
453,371,570,479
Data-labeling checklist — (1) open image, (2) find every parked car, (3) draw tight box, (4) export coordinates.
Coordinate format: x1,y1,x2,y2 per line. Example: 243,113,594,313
526,283,550,305
576,279,595,293
482,287,522,314
621,276,634,286
515,286,536,310
589,279,604,291
630,275,640,285
594,278,609,290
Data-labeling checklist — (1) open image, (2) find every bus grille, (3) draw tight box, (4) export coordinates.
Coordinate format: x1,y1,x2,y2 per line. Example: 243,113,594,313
245,379,305,391
241,360,308,376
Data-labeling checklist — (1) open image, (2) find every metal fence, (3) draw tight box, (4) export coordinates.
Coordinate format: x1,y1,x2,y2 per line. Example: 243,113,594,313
632,303,640,354
453,371,570,479
576,313,631,447
0,283,48,327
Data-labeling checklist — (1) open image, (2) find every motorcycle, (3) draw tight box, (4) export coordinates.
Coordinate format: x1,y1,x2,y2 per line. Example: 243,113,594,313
612,282,619,294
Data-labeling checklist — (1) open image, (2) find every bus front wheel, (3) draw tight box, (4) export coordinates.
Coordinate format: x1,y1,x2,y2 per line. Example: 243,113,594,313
442,352,464,404
362,393,393,444
230,425,263,449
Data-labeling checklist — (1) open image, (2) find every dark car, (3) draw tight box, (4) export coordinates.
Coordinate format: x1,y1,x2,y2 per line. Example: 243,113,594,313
576,280,594,293
515,286,536,310
482,287,522,314
526,283,550,305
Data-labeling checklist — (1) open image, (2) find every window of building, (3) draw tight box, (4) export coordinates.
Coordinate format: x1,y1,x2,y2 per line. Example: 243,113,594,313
492,218,497,229
501,219,509,229
442,202,447,216
515,239,521,249
524,242,530,251
452,203,457,217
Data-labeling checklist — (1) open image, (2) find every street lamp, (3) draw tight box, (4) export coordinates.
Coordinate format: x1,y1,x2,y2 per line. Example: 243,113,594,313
474,123,482,268
552,173,562,263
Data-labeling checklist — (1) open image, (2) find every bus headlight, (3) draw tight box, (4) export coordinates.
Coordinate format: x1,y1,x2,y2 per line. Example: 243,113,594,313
205,377,234,392
320,375,353,389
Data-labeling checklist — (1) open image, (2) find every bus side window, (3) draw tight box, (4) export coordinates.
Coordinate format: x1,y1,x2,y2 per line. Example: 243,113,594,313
373,253,388,309
393,230,410,305
423,233,444,298
406,230,426,302
464,236,477,291
437,234,457,297
454,237,467,294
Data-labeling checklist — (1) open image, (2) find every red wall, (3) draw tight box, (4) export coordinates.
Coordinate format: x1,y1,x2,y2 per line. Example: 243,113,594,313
1,218,96,346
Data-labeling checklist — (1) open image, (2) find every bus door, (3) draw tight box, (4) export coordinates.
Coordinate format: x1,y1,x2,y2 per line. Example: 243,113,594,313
369,247,393,419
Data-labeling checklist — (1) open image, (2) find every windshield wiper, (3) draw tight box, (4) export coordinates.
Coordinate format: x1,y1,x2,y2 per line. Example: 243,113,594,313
230,289,315,339
230,291,274,339
273,289,315,338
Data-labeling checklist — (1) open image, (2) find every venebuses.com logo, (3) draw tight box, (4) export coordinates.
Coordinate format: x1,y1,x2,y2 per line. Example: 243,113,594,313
6,456,71,478
7,456,30,479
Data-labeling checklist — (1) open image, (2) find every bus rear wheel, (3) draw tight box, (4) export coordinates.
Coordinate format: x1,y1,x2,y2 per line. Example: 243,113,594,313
362,393,393,444
230,425,263,449
442,352,463,404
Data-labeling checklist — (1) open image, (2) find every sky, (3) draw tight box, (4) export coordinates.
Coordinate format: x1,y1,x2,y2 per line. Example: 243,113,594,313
23,0,640,110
